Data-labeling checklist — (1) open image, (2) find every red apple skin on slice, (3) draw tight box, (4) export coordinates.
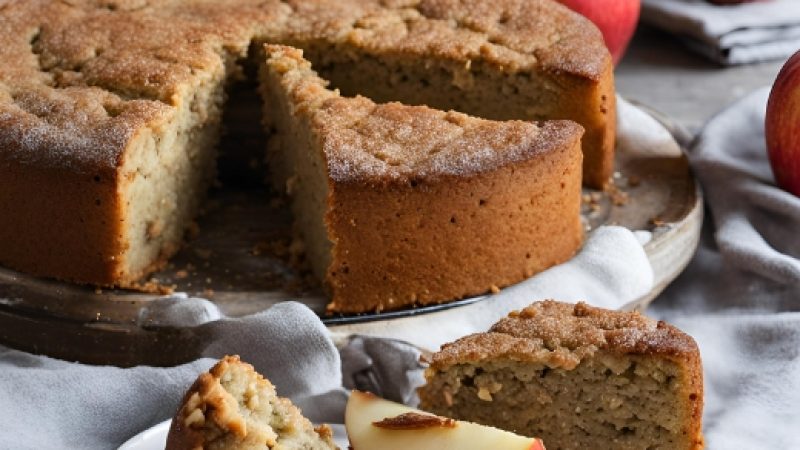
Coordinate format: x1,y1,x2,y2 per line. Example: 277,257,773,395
345,390,545,450
767,50,800,197
555,0,641,65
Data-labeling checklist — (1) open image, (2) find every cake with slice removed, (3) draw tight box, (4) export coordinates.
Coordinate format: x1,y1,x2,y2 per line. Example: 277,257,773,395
0,0,614,308
166,355,338,450
418,300,704,450
261,45,584,313
345,390,545,450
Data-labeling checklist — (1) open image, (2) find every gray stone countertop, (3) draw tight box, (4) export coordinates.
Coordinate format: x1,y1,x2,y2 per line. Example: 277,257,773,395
616,24,785,131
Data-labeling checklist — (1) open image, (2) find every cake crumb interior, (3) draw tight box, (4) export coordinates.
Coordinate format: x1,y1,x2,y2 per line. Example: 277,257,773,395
422,357,690,450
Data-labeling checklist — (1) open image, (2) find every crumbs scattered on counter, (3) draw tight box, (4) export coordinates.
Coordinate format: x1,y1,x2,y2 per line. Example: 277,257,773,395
606,183,630,207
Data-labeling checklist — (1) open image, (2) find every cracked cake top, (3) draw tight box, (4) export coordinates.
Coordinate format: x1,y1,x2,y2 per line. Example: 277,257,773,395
428,301,701,371
265,45,583,184
0,0,608,174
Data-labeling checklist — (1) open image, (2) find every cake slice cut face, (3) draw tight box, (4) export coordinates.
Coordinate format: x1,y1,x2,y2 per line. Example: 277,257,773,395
261,46,584,313
166,355,338,450
418,301,705,450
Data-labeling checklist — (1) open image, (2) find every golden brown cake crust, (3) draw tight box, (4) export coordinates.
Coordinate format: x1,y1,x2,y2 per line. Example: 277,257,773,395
281,0,610,79
323,133,585,312
0,0,612,291
429,301,702,371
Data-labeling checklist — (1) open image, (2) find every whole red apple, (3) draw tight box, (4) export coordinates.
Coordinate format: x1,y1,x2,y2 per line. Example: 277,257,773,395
766,50,800,197
556,0,641,65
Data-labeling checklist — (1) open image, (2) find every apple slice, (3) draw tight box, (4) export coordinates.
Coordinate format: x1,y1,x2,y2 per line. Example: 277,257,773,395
345,391,545,450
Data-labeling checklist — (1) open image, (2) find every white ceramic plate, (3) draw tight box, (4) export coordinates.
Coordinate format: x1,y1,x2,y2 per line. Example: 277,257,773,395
119,420,350,450
118,420,170,450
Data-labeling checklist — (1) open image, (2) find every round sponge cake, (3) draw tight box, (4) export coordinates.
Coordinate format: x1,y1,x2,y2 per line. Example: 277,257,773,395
0,0,614,312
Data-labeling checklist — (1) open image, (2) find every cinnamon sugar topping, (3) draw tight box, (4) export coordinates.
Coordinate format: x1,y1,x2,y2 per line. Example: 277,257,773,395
373,412,457,430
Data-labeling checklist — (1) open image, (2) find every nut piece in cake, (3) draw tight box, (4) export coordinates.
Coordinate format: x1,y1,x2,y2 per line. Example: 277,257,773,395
345,390,545,450
418,300,704,450
166,355,338,450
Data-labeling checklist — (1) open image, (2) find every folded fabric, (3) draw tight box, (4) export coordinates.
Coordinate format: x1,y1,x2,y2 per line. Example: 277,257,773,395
641,0,800,65
654,87,800,315
652,87,800,448
0,302,345,450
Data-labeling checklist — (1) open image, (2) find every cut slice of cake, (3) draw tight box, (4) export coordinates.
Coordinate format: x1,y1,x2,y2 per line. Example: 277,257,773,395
260,45,585,313
345,390,545,450
166,355,338,450
418,301,704,450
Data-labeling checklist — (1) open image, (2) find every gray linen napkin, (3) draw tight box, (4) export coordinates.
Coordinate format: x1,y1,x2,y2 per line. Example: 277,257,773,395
0,302,347,450
652,87,800,448
642,0,800,65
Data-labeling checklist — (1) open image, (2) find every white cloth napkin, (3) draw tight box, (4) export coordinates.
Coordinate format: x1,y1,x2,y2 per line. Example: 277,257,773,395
641,0,800,65
652,87,800,449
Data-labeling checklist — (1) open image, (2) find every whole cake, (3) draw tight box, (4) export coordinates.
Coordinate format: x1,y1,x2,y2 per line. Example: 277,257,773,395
166,355,338,450
0,0,615,312
262,45,583,313
418,301,704,450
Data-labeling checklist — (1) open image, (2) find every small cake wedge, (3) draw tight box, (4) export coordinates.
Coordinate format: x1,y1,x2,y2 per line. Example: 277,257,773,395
418,301,704,450
261,45,585,313
346,390,545,450
166,356,338,450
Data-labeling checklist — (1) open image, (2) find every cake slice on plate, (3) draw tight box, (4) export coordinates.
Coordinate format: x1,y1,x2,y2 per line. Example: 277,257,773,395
261,45,585,313
418,300,704,450
166,355,338,450
345,390,545,450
